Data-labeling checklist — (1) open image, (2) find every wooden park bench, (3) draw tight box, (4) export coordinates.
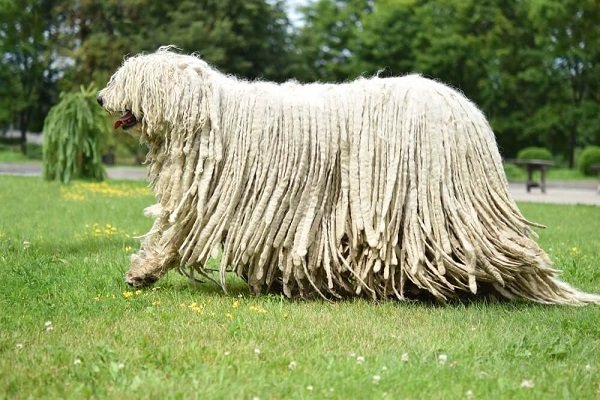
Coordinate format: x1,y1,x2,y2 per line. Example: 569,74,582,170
511,159,555,193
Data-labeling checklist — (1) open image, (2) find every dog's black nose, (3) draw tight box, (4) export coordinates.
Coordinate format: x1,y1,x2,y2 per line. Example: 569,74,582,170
97,96,103,106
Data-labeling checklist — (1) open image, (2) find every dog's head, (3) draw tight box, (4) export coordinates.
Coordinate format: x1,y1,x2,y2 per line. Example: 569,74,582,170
97,47,211,137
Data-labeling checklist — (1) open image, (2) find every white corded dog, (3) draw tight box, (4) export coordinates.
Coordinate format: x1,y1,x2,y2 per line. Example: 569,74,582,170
98,47,599,304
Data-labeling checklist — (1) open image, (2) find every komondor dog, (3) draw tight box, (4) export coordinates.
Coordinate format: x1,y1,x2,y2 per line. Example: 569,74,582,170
97,47,599,304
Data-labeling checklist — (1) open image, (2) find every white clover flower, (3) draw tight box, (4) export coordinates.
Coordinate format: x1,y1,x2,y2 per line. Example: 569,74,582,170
520,380,534,389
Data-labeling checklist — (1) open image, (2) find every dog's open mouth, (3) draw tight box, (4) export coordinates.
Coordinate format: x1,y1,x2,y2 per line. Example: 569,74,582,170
114,110,139,130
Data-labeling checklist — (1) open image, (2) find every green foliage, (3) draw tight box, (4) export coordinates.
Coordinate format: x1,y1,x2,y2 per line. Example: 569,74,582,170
578,146,600,176
1,175,599,399
517,147,553,161
113,133,147,165
53,0,292,90
140,0,292,81
0,0,60,145
503,163,526,181
293,0,600,162
1,0,599,161
25,143,43,160
291,0,372,82
42,85,111,183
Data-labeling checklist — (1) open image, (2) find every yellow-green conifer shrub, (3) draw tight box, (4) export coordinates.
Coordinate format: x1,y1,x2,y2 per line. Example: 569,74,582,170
43,85,111,183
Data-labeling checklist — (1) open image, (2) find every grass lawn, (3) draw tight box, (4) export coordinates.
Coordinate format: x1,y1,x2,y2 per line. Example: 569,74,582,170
0,144,44,162
0,175,599,399
0,149,33,163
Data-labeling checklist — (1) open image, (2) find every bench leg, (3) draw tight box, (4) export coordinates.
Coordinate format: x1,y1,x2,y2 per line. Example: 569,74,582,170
541,168,546,193
527,167,533,192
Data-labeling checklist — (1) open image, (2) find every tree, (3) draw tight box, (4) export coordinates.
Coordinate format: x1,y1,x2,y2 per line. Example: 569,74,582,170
353,0,419,78
0,0,60,153
306,0,600,160
292,0,373,82
54,0,293,87
137,0,292,81
52,0,141,90
527,0,600,166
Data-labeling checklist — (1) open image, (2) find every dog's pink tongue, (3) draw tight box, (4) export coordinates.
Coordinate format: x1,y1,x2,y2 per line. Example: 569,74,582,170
114,111,135,129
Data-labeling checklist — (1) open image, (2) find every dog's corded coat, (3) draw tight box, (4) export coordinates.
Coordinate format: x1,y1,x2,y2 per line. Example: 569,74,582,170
98,49,600,304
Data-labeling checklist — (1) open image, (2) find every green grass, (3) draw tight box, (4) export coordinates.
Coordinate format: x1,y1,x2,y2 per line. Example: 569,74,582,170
0,148,30,162
0,144,43,162
0,176,599,399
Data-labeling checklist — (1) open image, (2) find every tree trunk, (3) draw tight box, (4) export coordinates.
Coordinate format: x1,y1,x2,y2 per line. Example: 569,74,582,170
568,129,576,169
19,112,28,155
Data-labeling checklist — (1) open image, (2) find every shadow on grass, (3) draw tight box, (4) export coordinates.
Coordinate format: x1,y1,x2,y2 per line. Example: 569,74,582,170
165,269,549,311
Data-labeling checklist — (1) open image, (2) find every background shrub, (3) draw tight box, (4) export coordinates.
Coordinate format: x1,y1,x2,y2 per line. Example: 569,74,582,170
503,163,526,181
43,84,111,183
517,147,553,161
26,143,43,160
578,146,600,176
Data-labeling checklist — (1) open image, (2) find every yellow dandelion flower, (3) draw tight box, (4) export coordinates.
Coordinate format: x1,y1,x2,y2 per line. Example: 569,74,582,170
249,305,267,314
232,300,240,309
122,291,134,298
226,313,233,320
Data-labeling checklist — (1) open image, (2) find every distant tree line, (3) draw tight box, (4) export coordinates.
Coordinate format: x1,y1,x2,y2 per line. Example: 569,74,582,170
1,0,599,164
